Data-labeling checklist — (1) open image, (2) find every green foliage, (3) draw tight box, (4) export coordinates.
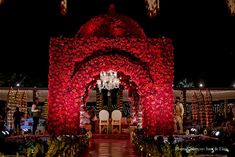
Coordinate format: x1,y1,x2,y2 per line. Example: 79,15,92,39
1,134,89,156
176,78,195,88
131,128,229,157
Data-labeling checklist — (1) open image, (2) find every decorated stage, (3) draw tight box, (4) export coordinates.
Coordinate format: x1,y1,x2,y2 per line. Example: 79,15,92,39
1,6,234,157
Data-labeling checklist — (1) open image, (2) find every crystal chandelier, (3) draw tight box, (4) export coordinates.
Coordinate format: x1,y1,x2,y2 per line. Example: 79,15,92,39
97,70,120,96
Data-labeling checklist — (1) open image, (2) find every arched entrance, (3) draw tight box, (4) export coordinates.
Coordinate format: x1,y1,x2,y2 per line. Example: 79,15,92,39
48,12,174,136
78,69,141,132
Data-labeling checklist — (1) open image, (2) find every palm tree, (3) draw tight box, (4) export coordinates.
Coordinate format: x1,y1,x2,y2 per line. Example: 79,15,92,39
176,78,195,88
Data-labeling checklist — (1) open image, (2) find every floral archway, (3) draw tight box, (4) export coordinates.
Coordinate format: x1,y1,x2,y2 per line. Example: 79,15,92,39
49,13,174,136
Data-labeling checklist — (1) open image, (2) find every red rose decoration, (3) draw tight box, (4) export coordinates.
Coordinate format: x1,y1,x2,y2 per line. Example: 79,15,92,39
49,30,174,135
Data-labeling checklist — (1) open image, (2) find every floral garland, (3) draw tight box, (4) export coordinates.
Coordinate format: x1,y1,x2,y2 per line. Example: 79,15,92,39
198,90,205,128
205,89,213,128
192,92,197,121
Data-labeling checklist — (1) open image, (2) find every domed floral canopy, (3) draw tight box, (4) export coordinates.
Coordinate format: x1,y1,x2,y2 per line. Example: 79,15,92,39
76,14,146,39
76,4,146,39
49,6,174,136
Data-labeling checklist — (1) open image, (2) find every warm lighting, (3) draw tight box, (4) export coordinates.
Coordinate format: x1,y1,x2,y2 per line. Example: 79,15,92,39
232,82,235,88
49,27,174,135
0,0,4,5
1,131,6,135
203,129,208,135
185,129,190,135
190,128,197,134
137,103,143,128
215,131,220,137
1,130,10,136
226,0,235,16
211,130,220,137
60,0,67,16
145,0,160,17
97,70,120,96
199,82,204,88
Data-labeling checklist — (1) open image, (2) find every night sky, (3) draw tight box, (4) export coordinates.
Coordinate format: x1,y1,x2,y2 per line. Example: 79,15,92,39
0,0,234,87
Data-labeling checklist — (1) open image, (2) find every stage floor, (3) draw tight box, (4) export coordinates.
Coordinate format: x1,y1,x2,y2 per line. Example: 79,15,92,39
82,139,138,157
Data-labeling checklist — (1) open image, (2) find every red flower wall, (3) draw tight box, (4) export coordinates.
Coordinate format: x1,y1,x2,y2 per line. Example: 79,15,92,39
49,37,174,135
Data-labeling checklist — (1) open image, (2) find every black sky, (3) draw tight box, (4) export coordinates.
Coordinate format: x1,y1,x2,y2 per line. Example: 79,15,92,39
0,0,235,87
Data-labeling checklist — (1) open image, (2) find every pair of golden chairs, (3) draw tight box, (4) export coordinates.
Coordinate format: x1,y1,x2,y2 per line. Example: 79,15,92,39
99,109,122,134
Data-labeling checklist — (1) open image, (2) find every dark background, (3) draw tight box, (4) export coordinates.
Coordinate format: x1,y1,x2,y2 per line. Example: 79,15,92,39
0,0,234,87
